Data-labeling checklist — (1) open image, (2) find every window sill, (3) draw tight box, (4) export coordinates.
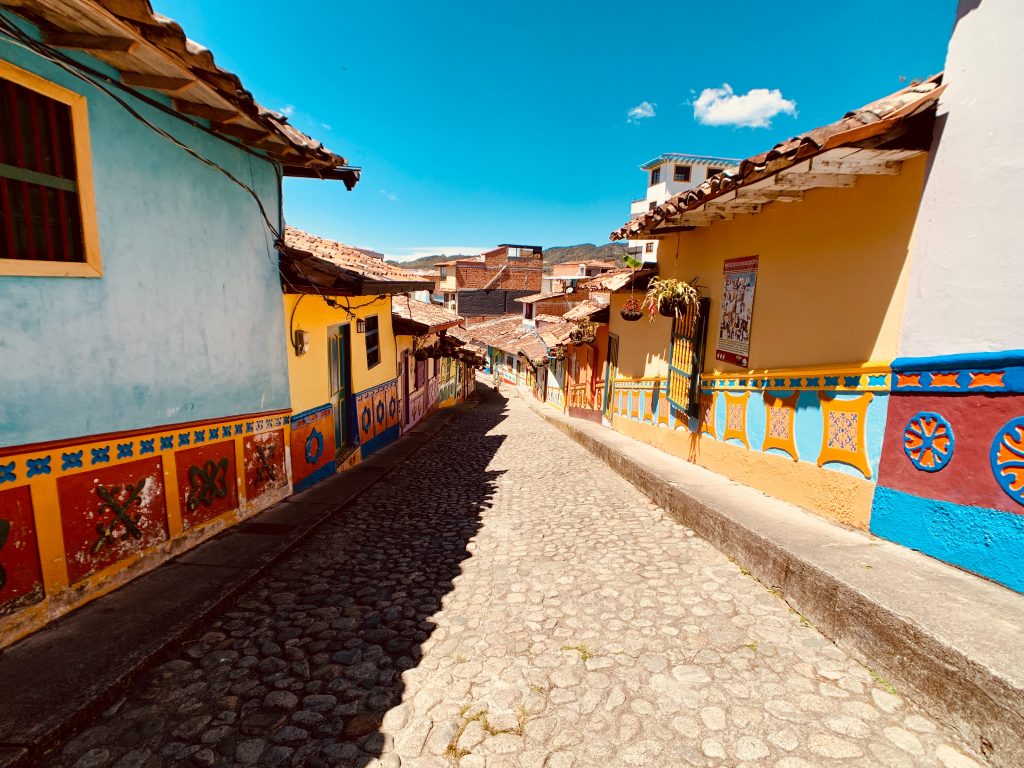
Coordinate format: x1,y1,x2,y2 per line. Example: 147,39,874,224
0,259,102,278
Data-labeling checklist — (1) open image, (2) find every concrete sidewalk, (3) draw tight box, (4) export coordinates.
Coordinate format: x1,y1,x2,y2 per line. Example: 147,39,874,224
525,395,1024,768
0,399,477,768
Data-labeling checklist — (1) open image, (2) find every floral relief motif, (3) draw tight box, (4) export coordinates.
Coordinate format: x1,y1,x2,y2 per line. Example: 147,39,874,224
991,417,1024,506
904,412,954,472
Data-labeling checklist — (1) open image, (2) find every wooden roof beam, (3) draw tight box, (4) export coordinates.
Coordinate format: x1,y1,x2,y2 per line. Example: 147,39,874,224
44,31,137,53
120,71,193,93
172,99,241,124
775,172,858,189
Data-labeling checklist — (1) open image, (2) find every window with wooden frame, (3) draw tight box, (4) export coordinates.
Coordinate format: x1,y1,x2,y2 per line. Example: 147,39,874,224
364,315,380,368
0,61,100,277
706,167,723,179
673,164,691,182
645,242,654,253
649,168,661,186
666,298,711,417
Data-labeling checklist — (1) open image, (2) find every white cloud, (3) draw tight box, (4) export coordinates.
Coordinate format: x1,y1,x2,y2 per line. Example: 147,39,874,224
379,189,398,202
278,104,296,118
627,101,656,123
383,246,489,262
693,84,796,128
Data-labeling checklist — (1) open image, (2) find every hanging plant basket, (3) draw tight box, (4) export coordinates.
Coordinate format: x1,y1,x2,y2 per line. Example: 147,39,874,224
570,320,598,345
643,276,702,321
620,297,644,322
658,299,682,318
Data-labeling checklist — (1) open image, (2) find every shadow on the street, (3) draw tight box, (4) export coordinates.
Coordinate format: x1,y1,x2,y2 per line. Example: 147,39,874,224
47,383,510,768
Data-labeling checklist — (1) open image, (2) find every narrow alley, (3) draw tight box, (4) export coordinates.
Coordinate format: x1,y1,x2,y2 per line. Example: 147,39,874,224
45,386,980,768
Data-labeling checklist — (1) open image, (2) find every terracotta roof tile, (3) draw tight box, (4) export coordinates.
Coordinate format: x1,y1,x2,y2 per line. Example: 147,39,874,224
391,297,463,333
280,227,431,295
7,2,357,185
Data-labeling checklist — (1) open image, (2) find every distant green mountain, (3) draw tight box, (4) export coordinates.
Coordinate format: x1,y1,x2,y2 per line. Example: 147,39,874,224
386,242,627,272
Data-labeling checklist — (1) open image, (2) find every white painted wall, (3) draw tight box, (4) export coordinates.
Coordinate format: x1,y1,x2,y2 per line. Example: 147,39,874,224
898,0,1024,357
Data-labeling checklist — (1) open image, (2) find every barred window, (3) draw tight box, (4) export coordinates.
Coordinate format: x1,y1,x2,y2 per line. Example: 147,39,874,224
1,76,84,263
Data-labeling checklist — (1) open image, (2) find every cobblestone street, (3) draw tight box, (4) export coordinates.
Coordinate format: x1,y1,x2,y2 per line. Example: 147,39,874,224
46,386,983,768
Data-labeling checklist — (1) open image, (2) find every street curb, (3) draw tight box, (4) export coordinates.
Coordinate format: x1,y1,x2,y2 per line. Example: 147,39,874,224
526,397,1023,768
0,395,478,768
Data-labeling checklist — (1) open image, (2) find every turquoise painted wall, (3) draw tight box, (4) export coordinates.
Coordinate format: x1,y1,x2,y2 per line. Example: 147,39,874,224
0,12,290,447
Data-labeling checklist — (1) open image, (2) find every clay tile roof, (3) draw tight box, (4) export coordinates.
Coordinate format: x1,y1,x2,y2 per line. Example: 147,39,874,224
580,268,656,293
612,75,945,241
391,297,463,334
7,1,359,187
463,316,551,365
279,227,431,295
516,291,569,304
562,299,610,322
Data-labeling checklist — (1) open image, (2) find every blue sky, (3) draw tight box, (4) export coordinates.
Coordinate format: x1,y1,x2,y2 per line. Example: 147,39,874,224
155,1,957,260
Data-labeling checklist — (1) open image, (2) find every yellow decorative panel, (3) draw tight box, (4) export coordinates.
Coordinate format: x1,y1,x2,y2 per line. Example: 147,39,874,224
722,392,749,448
762,393,799,461
817,392,874,478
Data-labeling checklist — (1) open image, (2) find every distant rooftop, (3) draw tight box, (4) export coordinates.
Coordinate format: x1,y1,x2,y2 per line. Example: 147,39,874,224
640,153,743,171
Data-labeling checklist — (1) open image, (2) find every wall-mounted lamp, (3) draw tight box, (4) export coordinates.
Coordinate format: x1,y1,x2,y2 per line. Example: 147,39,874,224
292,329,310,356
356,319,366,333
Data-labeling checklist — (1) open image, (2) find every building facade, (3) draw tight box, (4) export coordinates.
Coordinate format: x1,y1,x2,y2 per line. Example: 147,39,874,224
438,244,543,323
0,3,357,645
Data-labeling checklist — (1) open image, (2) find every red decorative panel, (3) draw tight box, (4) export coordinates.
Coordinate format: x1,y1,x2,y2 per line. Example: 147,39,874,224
290,404,333,489
175,442,238,529
878,393,1024,514
0,485,44,614
57,457,169,583
243,429,287,500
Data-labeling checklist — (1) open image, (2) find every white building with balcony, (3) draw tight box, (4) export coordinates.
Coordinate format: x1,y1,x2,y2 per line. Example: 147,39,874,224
628,154,741,264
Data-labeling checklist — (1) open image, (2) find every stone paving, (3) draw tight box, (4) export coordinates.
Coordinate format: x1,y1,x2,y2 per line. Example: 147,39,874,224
45,385,984,768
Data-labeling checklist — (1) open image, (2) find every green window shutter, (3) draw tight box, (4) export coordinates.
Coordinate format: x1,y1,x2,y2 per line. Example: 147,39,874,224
666,298,711,416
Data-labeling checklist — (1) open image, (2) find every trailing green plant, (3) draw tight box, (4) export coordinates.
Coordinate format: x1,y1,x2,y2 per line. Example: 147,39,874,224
642,276,701,320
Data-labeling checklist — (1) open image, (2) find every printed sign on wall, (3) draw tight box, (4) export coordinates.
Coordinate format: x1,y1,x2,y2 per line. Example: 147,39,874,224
716,256,759,368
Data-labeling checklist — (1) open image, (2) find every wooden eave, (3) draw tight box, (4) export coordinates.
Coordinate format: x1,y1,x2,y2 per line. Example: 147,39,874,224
615,85,944,241
6,0,353,177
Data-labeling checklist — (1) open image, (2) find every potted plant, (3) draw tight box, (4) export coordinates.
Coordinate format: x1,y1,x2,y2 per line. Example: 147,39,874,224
642,276,701,319
620,297,644,322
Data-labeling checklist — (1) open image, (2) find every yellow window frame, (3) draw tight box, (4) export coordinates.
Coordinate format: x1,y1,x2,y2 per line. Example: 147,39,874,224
0,60,101,278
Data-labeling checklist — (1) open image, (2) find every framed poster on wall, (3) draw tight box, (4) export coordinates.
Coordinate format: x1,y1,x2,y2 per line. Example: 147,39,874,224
715,255,759,368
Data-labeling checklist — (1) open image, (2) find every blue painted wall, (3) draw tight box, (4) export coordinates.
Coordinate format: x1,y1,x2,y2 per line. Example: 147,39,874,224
871,486,1024,593
0,12,290,447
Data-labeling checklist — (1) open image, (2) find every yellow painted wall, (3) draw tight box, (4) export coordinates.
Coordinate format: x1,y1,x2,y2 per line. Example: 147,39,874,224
606,293,673,379
283,294,399,414
611,416,875,529
653,155,925,373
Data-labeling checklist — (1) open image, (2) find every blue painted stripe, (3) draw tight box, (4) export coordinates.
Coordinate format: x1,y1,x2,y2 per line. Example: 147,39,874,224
293,461,336,492
871,486,1024,593
291,403,333,423
361,424,400,458
892,349,1024,371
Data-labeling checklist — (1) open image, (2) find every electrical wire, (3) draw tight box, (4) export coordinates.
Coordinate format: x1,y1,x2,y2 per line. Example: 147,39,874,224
0,18,282,240
0,17,357,312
